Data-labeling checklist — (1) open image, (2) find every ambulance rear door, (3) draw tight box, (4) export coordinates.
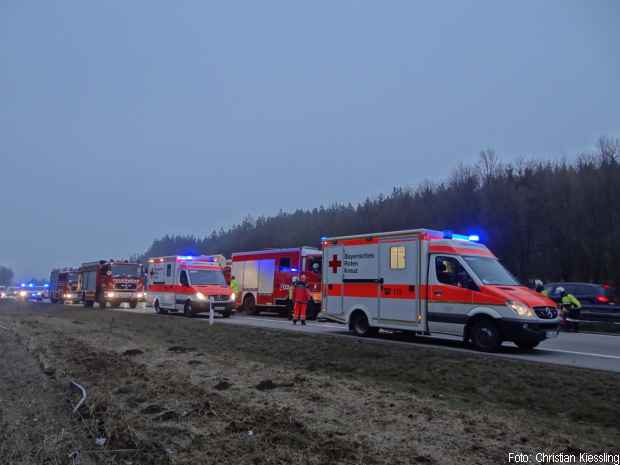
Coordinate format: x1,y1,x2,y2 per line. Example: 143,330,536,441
378,238,422,329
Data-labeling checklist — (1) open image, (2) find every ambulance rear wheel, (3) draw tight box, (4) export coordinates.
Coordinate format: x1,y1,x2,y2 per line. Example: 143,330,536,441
154,300,167,314
351,311,377,337
184,301,194,318
129,301,138,309
471,319,501,352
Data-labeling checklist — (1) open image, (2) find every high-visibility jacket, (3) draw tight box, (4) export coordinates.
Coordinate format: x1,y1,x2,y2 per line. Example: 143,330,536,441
230,279,239,294
561,293,581,309
292,281,312,304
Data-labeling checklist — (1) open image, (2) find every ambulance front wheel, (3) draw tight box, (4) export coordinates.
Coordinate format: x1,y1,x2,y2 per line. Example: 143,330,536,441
184,301,194,318
350,311,378,337
470,318,501,352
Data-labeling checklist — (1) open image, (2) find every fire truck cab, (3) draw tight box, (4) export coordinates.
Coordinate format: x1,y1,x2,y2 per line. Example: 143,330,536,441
322,229,560,352
231,247,322,319
49,268,80,304
79,260,145,308
146,255,234,317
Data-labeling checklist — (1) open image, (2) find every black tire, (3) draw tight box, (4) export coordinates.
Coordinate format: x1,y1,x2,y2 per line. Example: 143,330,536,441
129,301,138,309
350,311,377,337
84,300,94,308
184,301,194,318
154,300,167,314
516,341,539,351
242,294,257,315
471,319,502,352
222,309,232,318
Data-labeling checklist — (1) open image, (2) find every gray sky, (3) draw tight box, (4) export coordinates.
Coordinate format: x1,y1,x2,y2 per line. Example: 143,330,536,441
1,1,619,280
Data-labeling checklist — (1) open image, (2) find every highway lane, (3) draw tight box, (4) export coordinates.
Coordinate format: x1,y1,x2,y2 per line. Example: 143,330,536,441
111,305,620,373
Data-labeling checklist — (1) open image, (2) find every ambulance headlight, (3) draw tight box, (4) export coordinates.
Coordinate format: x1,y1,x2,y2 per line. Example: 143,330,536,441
1,292,6,298
64,293,74,299
19,291,27,297
136,292,144,299
506,300,535,318
230,292,236,301
196,292,207,301
106,292,116,298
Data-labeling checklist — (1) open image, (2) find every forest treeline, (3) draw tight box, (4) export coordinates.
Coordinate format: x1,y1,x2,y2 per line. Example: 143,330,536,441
143,137,620,289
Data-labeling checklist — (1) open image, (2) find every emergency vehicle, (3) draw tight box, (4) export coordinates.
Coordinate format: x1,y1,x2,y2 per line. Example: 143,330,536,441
49,268,80,303
231,247,322,318
78,260,145,308
322,229,560,351
146,255,234,317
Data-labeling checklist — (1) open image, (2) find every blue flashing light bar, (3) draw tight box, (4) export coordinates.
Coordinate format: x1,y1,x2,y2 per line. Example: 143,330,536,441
290,268,298,272
444,231,480,242
44,283,49,288
177,255,194,260
28,283,34,288
21,283,26,287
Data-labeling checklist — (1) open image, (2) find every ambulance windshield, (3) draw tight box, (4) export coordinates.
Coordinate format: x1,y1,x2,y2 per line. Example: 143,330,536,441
188,269,227,286
111,264,141,277
463,256,519,286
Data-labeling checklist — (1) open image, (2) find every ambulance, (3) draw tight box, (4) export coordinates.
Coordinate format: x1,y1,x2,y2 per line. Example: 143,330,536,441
322,229,560,351
146,255,234,317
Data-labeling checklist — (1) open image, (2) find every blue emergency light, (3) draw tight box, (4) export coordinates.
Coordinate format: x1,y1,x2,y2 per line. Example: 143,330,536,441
444,231,480,242
177,256,194,260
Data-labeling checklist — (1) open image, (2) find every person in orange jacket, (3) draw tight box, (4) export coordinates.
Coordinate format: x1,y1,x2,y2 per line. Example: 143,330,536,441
292,274,312,326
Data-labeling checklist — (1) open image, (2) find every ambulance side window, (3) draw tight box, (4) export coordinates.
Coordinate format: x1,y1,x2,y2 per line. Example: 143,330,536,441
435,256,476,290
166,264,172,277
180,270,189,286
390,246,406,269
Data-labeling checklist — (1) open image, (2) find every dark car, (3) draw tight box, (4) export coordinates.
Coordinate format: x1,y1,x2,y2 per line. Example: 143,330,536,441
543,282,620,322
543,282,615,305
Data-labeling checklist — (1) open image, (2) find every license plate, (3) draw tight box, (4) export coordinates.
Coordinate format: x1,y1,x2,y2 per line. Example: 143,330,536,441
213,306,225,311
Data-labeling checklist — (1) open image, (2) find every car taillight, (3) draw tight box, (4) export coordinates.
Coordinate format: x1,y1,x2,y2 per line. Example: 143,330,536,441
596,295,609,304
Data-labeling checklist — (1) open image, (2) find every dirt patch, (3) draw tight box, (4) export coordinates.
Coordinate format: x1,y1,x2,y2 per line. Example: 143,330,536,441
167,346,196,353
123,348,144,356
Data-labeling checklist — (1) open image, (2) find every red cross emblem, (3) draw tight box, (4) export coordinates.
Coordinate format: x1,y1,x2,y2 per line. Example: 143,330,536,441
328,254,342,274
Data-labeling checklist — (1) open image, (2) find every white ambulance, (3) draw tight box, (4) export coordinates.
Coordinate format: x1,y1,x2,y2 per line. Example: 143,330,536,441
322,229,560,351
146,255,234,317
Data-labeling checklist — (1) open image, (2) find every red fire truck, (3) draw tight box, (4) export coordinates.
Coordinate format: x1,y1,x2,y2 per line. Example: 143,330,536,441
49,268,80,303
231,247,322,319
78,260,145,308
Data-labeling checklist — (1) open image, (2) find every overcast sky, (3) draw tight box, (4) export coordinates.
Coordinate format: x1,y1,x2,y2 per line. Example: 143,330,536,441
1,1,619,280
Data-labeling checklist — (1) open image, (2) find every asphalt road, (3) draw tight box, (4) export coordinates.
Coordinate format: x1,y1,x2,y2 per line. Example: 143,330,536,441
9,301,620,373
108,305,620,373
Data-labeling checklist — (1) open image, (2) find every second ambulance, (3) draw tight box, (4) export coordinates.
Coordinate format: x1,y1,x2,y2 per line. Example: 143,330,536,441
147,255,234,317
322,229,560,351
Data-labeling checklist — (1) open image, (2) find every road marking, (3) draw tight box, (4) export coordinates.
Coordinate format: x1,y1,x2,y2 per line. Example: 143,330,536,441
542,348,620,360
236,316,343,329
0,324,10,331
